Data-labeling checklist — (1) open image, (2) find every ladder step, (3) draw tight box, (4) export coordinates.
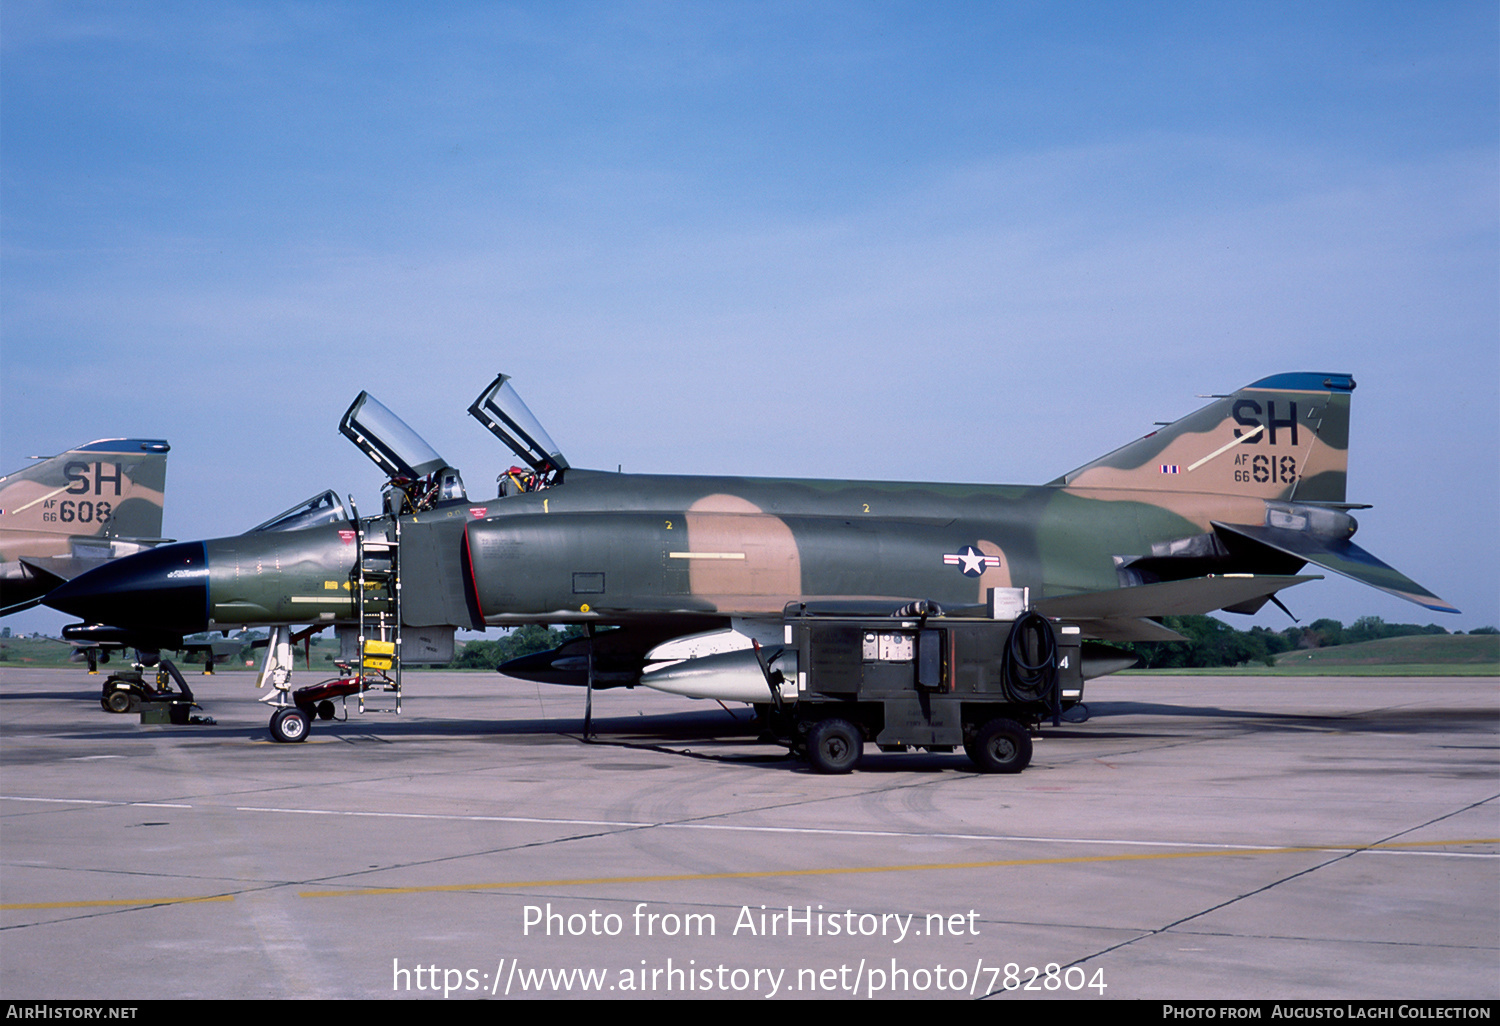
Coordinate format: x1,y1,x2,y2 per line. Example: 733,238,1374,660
356,520,401,711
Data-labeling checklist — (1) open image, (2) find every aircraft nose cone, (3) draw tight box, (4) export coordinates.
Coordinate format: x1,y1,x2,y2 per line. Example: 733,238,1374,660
44,542,209,633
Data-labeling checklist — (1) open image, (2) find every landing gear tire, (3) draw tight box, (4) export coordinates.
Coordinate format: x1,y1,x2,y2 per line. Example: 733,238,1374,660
807,718,862,774
969,718,1031,773
270,707,311,743
102,689,134,714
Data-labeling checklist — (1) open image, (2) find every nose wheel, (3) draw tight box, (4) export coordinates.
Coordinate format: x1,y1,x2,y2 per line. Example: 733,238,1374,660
269,706,311,743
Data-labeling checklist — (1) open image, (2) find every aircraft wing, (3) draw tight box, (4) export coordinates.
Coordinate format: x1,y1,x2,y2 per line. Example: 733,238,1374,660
1212,522,1458,614
503,576,1317,684
1034,574,1321,642
1065,618,1188,644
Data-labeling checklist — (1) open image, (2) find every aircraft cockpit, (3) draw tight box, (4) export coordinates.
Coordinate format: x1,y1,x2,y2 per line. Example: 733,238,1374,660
338,391,468,516
251,489,351,533
468,373,570,496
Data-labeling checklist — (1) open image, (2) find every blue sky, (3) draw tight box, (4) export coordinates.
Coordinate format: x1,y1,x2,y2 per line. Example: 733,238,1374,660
3,2,1496,636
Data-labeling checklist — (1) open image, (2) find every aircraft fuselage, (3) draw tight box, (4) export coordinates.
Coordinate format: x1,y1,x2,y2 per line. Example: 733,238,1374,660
45,468,1278,637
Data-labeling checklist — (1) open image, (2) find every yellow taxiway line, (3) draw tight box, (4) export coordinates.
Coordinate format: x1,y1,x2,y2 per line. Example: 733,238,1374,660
5,838,1492,911
2,894,235,911
296,836,1497,899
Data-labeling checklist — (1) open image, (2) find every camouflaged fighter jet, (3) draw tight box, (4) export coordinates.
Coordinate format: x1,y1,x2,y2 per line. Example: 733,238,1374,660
42,372,1456,738
0,439,171,616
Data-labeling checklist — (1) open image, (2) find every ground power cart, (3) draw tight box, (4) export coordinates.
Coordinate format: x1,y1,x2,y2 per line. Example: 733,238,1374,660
767,603,1085,774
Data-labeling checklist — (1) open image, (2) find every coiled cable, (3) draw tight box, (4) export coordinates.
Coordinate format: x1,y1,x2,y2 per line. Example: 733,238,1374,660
1002,611,1058,705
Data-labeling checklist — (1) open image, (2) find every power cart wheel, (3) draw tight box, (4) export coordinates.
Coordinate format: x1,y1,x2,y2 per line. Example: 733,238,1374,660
103,689,134,714
807,718,862,774
269,707,311,743
970,718,1032,774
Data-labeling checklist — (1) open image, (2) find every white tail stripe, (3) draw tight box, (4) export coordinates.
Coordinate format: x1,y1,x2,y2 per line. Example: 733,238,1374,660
1187,423,1264,472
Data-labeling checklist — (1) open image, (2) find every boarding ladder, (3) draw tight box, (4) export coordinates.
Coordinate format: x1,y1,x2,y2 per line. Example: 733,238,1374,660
354,510,402,713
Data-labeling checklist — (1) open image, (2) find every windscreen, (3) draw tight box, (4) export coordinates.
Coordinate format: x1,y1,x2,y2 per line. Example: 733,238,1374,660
251,490,350,533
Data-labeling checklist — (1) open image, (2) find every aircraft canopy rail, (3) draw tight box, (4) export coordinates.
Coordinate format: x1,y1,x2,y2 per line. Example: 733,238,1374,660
340,391,449,481
251,490,350,533
468,373,570,481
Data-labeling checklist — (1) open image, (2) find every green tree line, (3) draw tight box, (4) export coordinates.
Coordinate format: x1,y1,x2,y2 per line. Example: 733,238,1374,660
450,624,589,669
1121,615,1493,670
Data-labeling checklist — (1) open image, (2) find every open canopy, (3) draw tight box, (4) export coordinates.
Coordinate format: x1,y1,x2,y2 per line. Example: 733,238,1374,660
339,391,449,481
468,373,569,477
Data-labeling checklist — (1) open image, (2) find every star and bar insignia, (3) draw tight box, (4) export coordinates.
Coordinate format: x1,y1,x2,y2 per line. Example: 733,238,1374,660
943,544,1002,577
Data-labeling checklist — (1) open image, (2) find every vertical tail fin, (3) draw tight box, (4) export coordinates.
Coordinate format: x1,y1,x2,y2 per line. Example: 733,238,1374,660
1053,373,1354,503
1,439,170,542
1,439,170,613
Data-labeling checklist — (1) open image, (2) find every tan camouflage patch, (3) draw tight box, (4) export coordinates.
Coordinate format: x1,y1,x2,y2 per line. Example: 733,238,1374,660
973,538,1012,600
683,494,801,612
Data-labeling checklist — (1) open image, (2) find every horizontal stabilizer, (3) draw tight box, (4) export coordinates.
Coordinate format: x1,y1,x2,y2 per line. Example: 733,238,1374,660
0,560,72,615
1213,522,1458,614
17,557,80,587
1036,574,1319,624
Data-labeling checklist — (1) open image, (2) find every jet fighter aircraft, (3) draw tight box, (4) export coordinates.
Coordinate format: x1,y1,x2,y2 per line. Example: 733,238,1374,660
43,372,1456,740
1,439,170,616
64,625,255,677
